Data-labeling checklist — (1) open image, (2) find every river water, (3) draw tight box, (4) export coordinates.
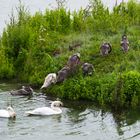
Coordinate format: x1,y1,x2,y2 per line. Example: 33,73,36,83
0,83,140,140
0,1,140,139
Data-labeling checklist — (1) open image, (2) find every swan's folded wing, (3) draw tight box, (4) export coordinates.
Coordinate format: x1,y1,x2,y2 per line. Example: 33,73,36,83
0,110,10,118
25,107,58,115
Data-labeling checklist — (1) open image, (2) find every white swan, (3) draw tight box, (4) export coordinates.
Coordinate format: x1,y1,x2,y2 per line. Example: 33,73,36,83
0,106,16,118
25,101,63,116
41,73,57,89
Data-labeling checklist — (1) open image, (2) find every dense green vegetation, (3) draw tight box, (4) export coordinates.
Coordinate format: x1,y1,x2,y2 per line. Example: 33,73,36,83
1,0,140,108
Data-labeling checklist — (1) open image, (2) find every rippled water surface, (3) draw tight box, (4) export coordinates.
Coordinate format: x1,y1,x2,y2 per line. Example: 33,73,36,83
0,1,140,139
0,83,140,140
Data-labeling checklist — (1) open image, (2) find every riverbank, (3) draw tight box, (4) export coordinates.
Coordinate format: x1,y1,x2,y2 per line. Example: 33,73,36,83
0,0,140,108
1,85,140,140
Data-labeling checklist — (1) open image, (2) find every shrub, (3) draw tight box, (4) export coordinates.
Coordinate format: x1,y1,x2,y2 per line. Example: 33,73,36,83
0,46,14,79
121,71,140,107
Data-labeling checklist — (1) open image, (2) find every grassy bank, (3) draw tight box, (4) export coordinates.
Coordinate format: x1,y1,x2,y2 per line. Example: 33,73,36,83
1,0,140,108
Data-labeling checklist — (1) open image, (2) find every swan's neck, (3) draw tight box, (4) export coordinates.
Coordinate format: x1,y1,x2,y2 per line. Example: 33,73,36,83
50,101,63,113
52,107,62,113
51,103,62,113
51,102,56,108
8,109,16,118
9,112,16,118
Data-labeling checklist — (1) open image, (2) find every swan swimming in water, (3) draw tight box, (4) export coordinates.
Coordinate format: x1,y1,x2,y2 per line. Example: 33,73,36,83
0,106,16,118
25,101,63,116
10,86,33,96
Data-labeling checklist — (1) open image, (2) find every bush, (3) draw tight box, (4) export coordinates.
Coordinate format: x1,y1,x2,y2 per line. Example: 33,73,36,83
121,71,140,107
0,46,14,79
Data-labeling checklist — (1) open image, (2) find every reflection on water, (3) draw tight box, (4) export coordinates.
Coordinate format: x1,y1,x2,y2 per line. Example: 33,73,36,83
0,83,140,140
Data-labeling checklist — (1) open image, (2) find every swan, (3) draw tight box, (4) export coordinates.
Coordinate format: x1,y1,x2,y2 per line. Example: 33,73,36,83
25,101,63,116
0,106,16,118
41,73,57,89
10,86,33,96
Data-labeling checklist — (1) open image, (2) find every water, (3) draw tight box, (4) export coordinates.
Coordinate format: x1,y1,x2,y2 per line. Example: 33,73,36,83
0,1,140,139
0,0,131,35
0,83,140,140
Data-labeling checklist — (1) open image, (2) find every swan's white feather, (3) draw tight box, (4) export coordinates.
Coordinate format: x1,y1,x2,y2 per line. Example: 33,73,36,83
26,101,63,116
26,107,62,115
0,110,10,118
0,107,16,118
